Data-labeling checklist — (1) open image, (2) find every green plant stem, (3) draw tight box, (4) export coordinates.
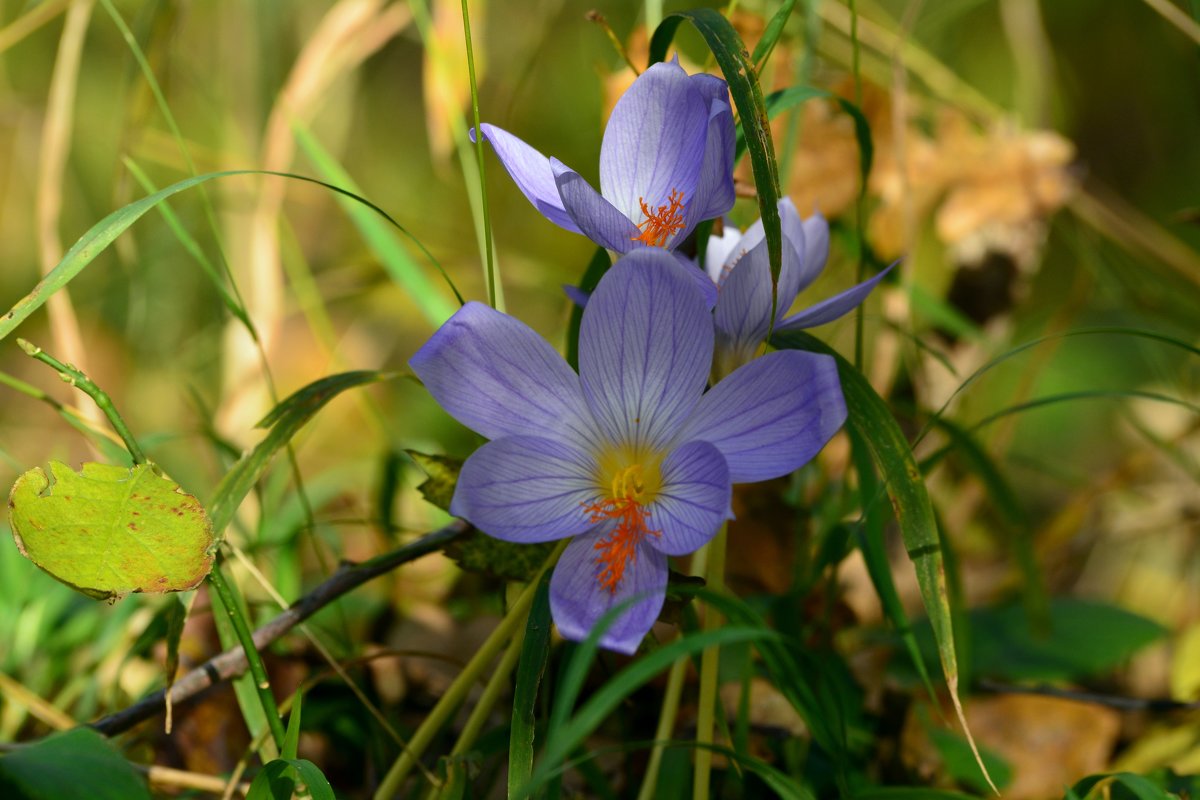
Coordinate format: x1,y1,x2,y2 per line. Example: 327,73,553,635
17,338,147,465
207,561,286,748
422,613,528,800
635,643,688,800
849,0,866,371
693,524,728,800
460,0,497,309
373,540,567,798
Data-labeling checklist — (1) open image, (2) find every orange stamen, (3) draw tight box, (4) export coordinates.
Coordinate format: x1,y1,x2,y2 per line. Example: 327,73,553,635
583,496,661,594
630,188,687,248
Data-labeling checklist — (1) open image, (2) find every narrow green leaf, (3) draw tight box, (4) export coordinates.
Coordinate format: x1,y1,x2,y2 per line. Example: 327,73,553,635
0,169,428,345
509,575,553,798
0,728,153,800
735,85,874,193
281,691,302,761
650,10,783,284
208,370,394,539
526,626,779,798
773,330,994,793
846,426,938,701
1069,772,1172,800
247,759,335,800
405,450,463,513
9,462,214,601
292,120,462,324
751,0,798,70
122,158,252,330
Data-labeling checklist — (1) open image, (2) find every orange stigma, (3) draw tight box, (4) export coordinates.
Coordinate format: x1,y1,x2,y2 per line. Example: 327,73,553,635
584,497,660,594
631,189,687,248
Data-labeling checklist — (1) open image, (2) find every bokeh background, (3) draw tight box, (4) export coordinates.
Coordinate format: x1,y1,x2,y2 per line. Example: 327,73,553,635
1,1,1198,797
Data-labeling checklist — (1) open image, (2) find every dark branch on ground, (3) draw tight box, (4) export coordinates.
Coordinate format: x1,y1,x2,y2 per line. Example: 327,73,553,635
90,520,470,737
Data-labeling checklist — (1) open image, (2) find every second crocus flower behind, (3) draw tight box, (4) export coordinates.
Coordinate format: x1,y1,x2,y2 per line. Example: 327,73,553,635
472,57,735,255
707,198,894,379
410,249,846,654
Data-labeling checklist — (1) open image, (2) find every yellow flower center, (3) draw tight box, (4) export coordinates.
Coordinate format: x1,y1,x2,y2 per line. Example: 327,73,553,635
583,452,663,594
630,188,687,248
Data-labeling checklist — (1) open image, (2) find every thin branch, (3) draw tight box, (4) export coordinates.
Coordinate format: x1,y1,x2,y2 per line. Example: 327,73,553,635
977,679,1200,713
90,521,469,737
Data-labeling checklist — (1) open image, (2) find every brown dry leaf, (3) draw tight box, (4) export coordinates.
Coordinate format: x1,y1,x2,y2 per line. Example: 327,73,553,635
902,694,1120,799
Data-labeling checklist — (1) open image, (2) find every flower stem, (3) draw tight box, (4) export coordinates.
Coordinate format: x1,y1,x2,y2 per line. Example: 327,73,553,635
635,642,688,800
421,608,528,800
460,0,497,310
18,338,147,465
693,524,728,800
207,560,287,748
373,540,566,798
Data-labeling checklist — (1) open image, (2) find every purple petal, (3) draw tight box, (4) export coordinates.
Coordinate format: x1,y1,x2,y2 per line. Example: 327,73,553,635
449,435,597,543
599,59,709,240
646,440,732,556
578,249,713,452
550,526,668,654
711,229,803,376
776,262,896,331
674,350,846,483
796,212,830,294
671,250,719,309
552,159,642,253
688,73,737,225
409,302,597,443
471,124,581,233
563,284,591,309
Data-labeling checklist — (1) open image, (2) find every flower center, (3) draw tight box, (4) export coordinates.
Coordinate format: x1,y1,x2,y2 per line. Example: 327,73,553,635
630,189,687,248
583,462,662,594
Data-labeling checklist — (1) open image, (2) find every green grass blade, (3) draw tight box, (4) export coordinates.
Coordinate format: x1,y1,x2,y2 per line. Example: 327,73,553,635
736,86,874,194
208,370,395,539
773,330,995,793
650,10,783,286
292,120,461,326
525,626,780,799
121,158,252,330
508,574,553,797
751,0,798,70
0,169,446,344
846,425,939,702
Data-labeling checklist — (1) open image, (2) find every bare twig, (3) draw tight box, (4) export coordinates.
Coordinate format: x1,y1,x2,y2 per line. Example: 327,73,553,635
90,521,468,737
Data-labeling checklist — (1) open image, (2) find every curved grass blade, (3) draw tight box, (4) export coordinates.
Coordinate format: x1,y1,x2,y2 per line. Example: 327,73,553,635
649,9,783,285
0,170,435,344
751,0,798,70
846,425,939,701
292,119,464,324
246,758,334,800
508,574,553,797
773,330,996,794
915,326,1200,448
525,625,780,799
209,370,395,540
736,85,874,194
557,739,817,800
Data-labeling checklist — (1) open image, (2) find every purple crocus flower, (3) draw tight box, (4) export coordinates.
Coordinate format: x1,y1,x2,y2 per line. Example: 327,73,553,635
471,57,735,256
707,198,894,378
410,248,845,654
